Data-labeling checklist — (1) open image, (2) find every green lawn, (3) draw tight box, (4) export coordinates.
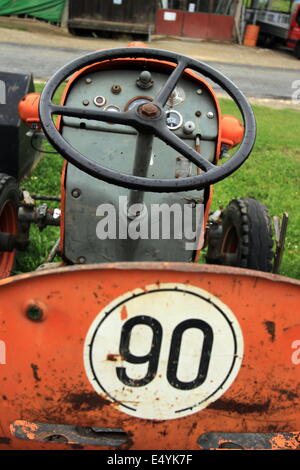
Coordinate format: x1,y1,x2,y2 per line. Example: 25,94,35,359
244,0,292,12
215,98,300,279
16,84,300,280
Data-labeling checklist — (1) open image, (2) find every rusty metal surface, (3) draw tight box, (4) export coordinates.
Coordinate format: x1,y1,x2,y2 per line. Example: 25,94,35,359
198,432,300,450
11,420,127,447
0,262,299,450
1,261,299,287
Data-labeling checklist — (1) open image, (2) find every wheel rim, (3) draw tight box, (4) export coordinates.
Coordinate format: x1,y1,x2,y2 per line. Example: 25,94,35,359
221,225,239,265
0,200,17,278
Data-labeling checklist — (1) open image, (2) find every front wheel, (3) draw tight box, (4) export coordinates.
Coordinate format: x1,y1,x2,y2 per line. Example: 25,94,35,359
0,174,20,278
206,198,274,272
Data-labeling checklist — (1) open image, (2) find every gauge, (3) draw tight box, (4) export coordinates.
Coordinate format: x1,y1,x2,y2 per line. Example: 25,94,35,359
93,96,106,107
165,110,183,131
104,105,121,112
166,87,185,107
125,96,153,111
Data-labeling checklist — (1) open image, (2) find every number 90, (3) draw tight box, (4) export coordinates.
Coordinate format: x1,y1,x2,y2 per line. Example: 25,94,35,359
116,315,213,390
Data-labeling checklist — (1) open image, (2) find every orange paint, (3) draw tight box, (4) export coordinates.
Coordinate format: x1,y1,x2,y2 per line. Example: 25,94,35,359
18,93,41,128
120,305,128,321
0,263,299,450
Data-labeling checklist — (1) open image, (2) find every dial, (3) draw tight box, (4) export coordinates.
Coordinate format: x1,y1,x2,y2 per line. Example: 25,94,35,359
165,110,183,131
166,87,185,107
104,105,121,112
125,96,152,111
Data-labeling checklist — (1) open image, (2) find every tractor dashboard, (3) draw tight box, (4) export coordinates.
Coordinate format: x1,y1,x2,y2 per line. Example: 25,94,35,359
61,63,219,181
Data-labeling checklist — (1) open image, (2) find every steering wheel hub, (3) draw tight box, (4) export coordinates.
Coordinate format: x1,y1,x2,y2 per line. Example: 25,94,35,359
138,102,161,119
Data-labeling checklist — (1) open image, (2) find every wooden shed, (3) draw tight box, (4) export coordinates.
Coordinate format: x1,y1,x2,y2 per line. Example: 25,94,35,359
68,0,159,36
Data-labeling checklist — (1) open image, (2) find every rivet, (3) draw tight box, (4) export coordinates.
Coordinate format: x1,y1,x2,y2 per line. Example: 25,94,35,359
82,99,89,106
77,256,86,264
85,78,92,84
207,111,214,119
71,189,81,199
196,89,203,95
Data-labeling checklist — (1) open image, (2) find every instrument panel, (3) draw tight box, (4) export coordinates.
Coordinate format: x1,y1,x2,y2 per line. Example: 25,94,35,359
62,64,219,178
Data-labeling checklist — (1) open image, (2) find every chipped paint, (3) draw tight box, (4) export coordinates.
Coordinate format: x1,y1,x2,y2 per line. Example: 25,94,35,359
0,263,299,449
31,364,41,382
199,432,300,450
10,420,127,447
208,398,271,414
264,321,276,342
120,305,128,321
271,432,300,450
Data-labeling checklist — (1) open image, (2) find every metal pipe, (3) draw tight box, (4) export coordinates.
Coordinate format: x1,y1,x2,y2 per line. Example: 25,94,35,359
128,132,154,214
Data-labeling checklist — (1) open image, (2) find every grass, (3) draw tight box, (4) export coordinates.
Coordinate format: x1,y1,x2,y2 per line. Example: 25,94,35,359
214,98,300,279
244,0,292,12
16,83,300,280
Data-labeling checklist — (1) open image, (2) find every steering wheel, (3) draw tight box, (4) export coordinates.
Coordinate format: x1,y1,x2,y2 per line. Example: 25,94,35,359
39,48,256,193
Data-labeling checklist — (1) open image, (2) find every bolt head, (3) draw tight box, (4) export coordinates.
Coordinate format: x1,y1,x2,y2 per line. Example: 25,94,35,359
71,189,81,199
139,103,160,118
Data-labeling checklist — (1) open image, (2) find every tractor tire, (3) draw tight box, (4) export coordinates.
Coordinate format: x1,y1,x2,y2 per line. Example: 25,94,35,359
0,174,20,278
218,198,273,272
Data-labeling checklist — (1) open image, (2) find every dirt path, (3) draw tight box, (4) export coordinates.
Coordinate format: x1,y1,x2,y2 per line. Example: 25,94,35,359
0,16,299,70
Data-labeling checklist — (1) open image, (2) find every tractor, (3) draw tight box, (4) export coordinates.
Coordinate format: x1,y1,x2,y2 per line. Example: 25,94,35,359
0,47,299,450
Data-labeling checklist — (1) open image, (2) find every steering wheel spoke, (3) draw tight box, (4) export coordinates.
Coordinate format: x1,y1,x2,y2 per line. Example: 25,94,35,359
50,104,134,127
155,58,190,107
155,127,215,173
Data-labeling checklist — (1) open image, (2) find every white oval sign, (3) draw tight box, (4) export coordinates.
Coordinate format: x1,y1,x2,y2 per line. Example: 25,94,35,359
84,283,244,420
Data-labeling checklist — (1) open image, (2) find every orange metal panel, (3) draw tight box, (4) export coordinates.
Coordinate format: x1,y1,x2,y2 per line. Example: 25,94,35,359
0,263,299,450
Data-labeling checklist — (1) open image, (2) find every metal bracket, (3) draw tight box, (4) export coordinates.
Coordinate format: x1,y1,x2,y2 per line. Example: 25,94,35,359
273,212,288,274
10,420,128,447
198,431,300,450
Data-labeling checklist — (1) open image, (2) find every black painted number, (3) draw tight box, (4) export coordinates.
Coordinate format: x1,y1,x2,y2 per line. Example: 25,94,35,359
167,319,213,390
116,316,162,387
116,316,213,390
